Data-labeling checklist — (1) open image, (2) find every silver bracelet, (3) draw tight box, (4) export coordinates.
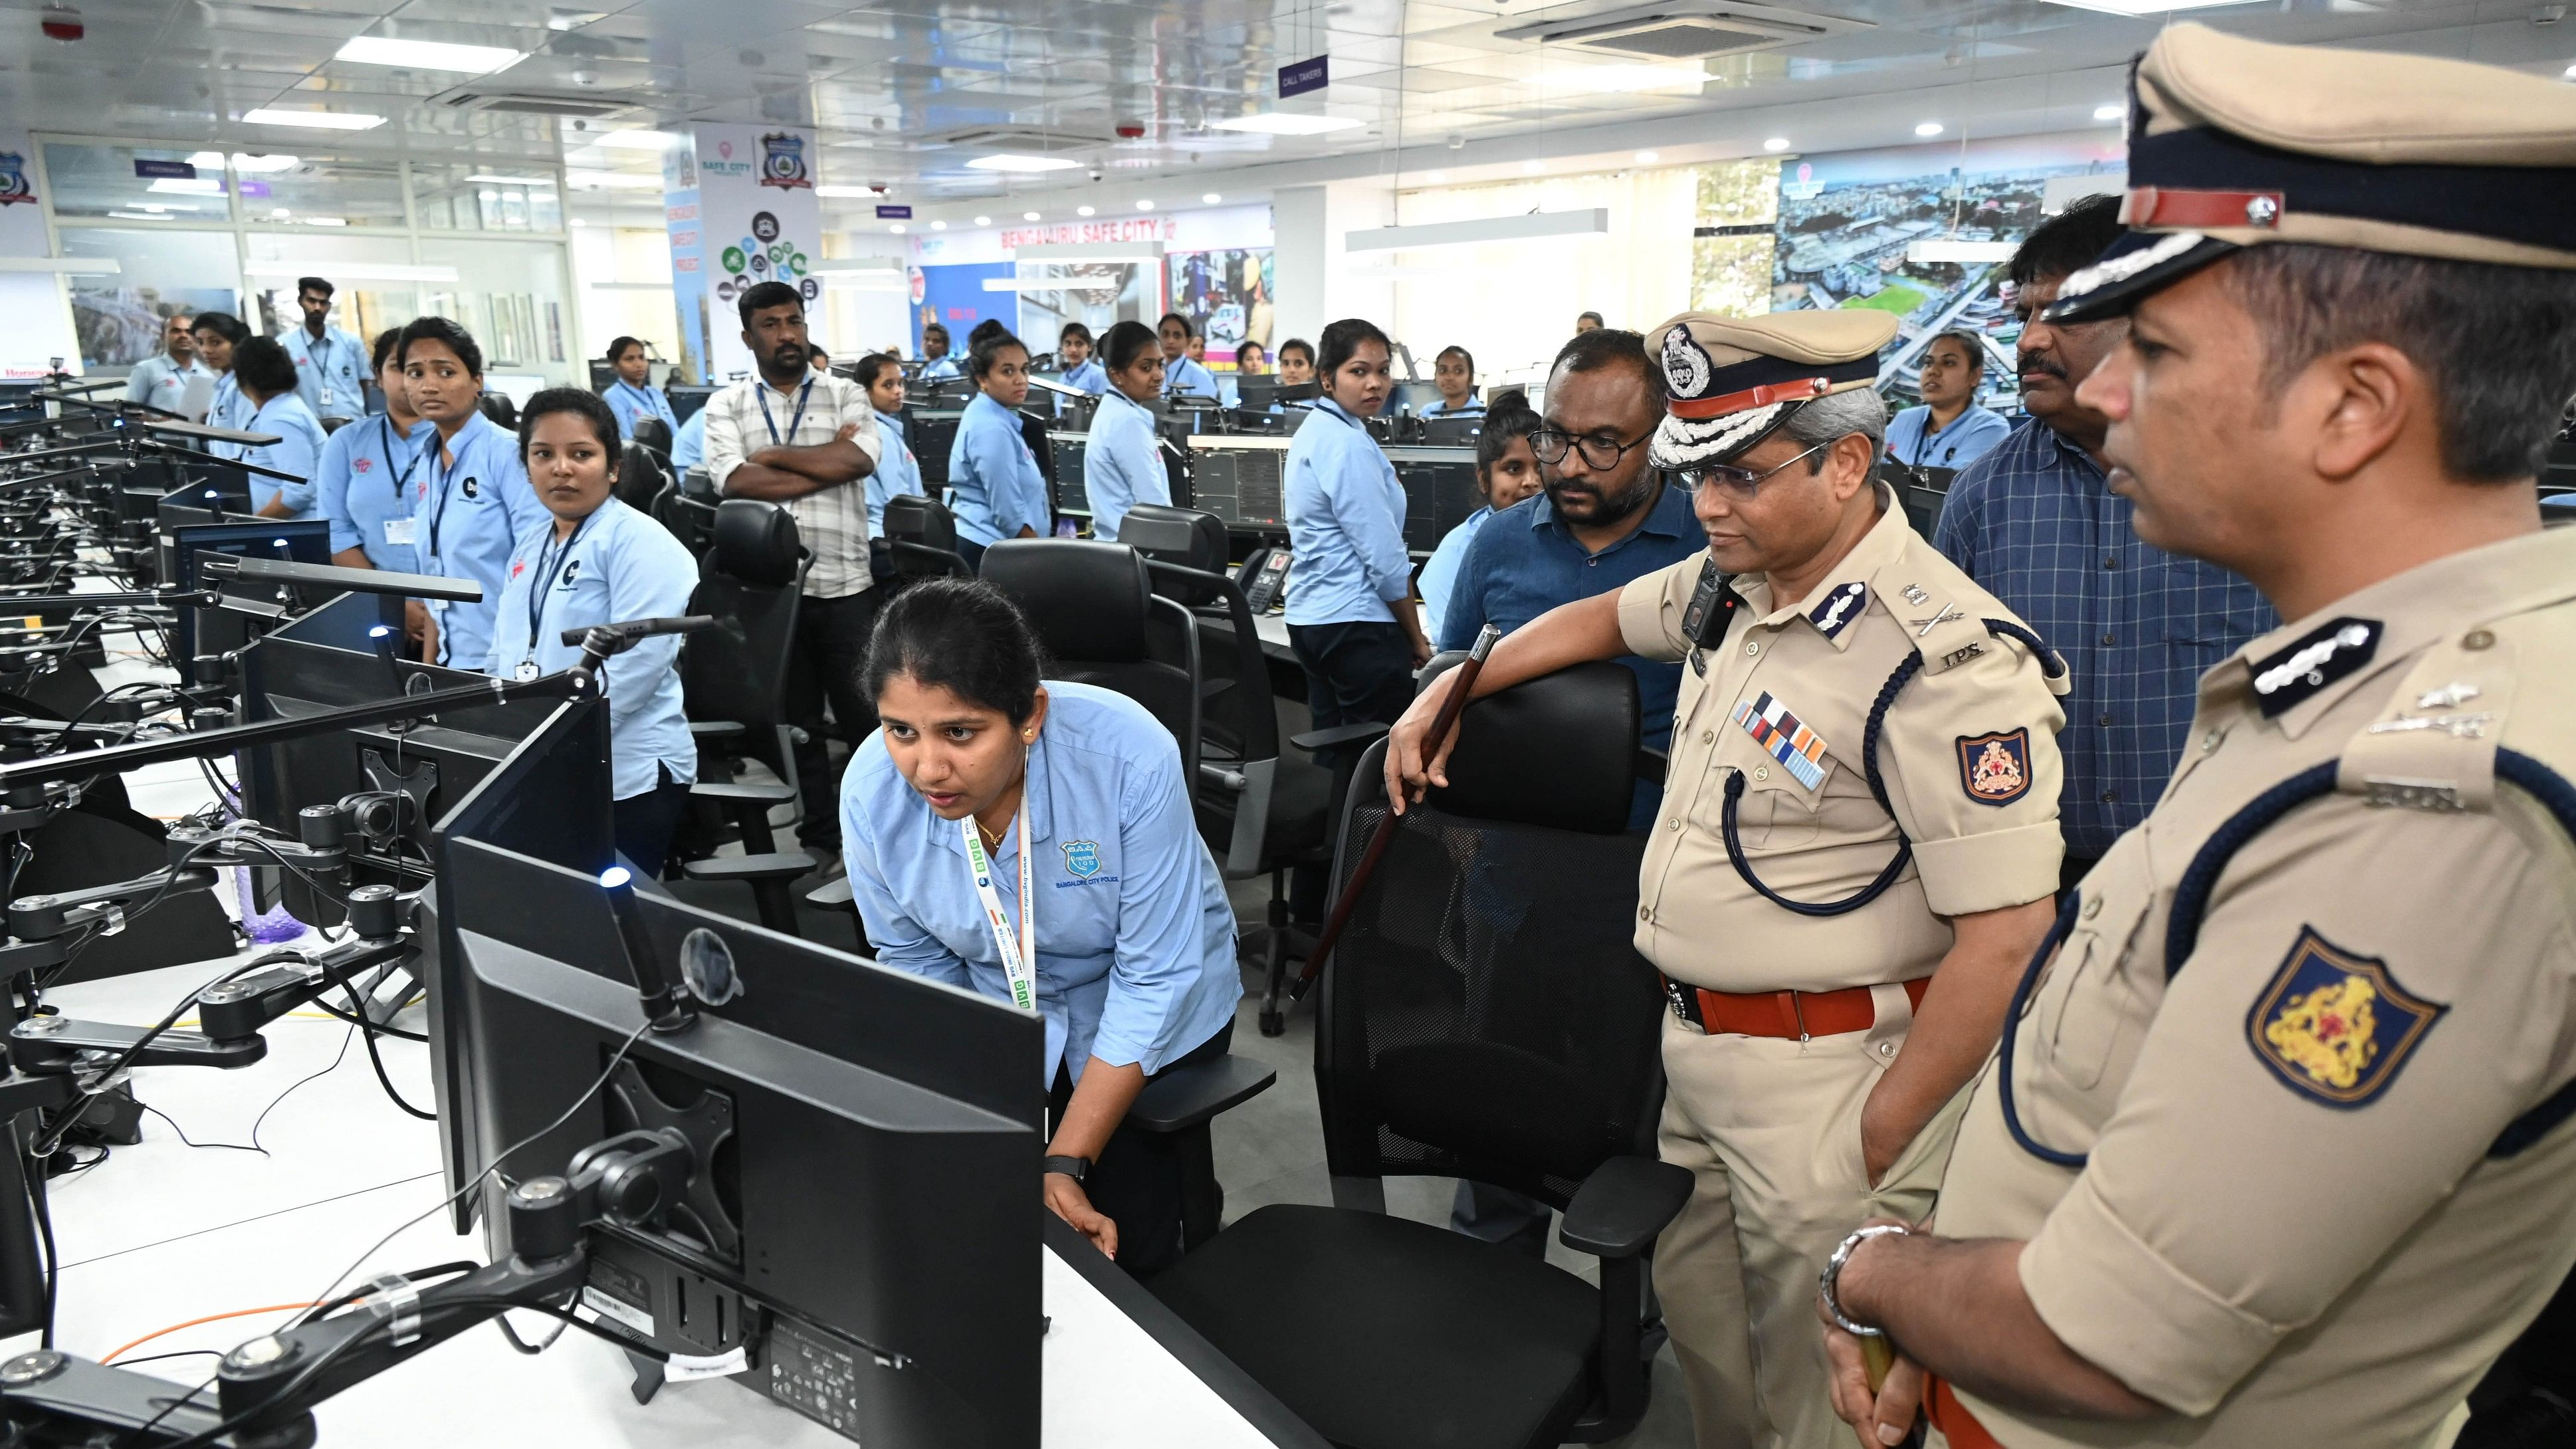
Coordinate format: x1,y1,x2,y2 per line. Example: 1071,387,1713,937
1820,1223,1911,1337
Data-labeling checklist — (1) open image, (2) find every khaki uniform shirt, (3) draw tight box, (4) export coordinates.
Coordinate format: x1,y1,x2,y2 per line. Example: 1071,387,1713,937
1618,491,2068,992
1939,526,2576,1447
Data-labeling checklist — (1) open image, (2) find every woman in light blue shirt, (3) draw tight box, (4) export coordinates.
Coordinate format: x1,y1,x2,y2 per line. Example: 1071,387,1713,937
600,336,679,443
1415,400,1542,631
1156,312,1219,399
189,312,253,447
855,353,925,533
1082,320,1168,542
1057,322,1108,395
1283,317,1428,749
227,337,326,519
320,328,431,572
485,388,698,875
945,329,1050,571
399,316,547,671
1420,344,1485,418
842,578,1239,1274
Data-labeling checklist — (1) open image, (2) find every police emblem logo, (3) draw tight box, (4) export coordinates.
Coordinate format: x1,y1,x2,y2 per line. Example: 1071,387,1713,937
0,153,33,207
1061,839,1102,879
1955,729,2032,806
1808,582,1867,641
1660,324,1713,399
758,132,813,191
2246,926,2444,1107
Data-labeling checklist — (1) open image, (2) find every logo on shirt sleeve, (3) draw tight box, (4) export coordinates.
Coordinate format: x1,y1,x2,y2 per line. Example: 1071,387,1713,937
1955,729,2032,805
2248,926,2443,1108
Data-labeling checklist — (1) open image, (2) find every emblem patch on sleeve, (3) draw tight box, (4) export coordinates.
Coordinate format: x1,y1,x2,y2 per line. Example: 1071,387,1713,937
1733,692,1828,790
1955,730,2032,806
2246,926,2444,1108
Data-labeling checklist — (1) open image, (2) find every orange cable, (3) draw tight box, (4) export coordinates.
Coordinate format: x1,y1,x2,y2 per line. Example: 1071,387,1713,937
101,1302,317,1364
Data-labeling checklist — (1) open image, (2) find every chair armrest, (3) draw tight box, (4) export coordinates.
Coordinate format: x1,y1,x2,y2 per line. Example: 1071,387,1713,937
1125,1054,1276,1135
691,780,798,806
1636,746,1667,787
805,876,855,911
1197,760,1249,794
1288,721,1388,754
1557,1155,1693,1260
691,720,747,739
680,852,815,883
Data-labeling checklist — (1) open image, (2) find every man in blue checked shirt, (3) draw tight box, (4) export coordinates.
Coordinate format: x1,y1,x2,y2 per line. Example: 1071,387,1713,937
1935,195,2274,886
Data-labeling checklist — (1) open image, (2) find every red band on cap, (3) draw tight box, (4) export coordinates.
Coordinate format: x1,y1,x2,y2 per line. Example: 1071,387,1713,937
1667,376,1832,421
2123,186,2284,231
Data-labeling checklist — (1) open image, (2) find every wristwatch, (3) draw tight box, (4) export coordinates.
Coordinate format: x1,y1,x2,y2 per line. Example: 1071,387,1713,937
1041,1155,1091,1183
1820,1223,1910,1336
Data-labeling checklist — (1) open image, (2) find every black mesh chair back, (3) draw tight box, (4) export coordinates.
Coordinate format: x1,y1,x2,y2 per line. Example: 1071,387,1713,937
477,393,518,430
683,501,805,759
615,440,671,512
631,415,673,456
1319,661,1665,1204
980,539,1202,788
879,493,971,580
1118,504,1283,869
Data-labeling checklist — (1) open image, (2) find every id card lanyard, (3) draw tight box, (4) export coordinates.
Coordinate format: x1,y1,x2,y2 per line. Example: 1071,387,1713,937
380,416,424,501
958,814,1038,1014
756,378,814,448
517,512,594,680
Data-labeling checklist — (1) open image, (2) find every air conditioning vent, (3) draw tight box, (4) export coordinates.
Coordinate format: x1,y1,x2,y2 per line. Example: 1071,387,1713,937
925,126,1099,154
1493,3,1868,61
431,87,638,120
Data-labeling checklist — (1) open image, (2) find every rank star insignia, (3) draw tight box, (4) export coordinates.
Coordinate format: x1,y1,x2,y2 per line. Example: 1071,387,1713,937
2247,926,2443,1108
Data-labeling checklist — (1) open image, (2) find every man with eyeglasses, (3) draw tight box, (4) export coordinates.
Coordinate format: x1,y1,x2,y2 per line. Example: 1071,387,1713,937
1386,310,2068,1449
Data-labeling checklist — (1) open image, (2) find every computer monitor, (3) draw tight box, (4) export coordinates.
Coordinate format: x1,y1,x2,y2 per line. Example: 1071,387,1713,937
1422,415,1483,447
1051,436,1090,517
1234,378,1317,413
909,409,964,491
1186,435,1291,532
915,377,974,409
1383,446,1483,554
431,700,1042,1447
166,518,333,661
1389,380,1446,417
667,385,718,424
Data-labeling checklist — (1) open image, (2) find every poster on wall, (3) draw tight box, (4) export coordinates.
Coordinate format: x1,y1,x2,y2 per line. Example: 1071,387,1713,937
687,123,820,383
1166,249,1274,368
0,133,82,379
1769,132,2123,406
71,284,235,370
662,140,707,386
912,263,1013,358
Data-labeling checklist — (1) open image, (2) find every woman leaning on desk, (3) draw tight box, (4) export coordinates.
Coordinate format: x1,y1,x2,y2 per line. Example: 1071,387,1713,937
1283,316,1429,748
840,579,1240,1278
944,328,1050,572
484,388,697,877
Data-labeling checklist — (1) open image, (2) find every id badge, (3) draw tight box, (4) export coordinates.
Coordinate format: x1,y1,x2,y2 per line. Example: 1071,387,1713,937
383,516,416,546
514,660,541,681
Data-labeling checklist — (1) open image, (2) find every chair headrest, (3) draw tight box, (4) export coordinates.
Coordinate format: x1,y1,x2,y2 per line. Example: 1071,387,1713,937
709,499,802,588
980,540,1153,663
1422,659,1640,834
631,417,672,453
881,493,956,550
1117,504,1228,574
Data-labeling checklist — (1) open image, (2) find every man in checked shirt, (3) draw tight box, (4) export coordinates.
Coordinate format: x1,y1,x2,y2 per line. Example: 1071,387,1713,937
1934,195,2275,888
704,279,882,869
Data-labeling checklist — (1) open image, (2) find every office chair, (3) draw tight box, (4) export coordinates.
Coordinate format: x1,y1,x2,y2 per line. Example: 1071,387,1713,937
631,415,673,457
1152,660,1687,1449
980,539,1201,790
615,439,673,514
671,499,817,933
477,393,518,430
879,493,974,581
1117,504,1337,1036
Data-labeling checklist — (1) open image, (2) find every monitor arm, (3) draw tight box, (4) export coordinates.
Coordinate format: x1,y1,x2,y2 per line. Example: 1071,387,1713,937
0,1129,698,1449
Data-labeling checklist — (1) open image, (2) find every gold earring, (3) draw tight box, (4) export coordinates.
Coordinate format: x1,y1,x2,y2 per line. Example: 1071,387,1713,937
1023,730,1035,740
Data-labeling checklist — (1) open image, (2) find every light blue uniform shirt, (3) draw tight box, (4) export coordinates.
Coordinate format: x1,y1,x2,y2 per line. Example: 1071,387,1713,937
238,393,327,518
920,354,962,381
1883,403,2013,472
1420,397,1485,419
1061,358,1108,395
603,380,679,442
864,412,925,534
1162,355,1219,399
484,497,698,802
207,374,249,456
671,411,706,469
1283,399,1409,627
126,355,207,413
1413,504,1491,634
841,681,1240,1083
318,413,432,570
947,391,1049,548
417,411,546,672
1082,390,1167,542
282,324,367,417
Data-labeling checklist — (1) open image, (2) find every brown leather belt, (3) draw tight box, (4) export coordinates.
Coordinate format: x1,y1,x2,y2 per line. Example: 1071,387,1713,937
1662,975,1930,1040
1924,1374,2004,1449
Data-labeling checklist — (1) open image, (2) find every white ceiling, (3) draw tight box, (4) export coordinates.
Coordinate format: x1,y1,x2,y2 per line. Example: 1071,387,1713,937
7,0,2573,230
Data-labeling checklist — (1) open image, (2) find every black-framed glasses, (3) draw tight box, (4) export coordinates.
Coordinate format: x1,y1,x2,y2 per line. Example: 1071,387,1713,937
1671,442,1828,499
1530,425,1655,471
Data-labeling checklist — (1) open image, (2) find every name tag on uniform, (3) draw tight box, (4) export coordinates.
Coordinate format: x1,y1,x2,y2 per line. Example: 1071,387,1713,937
383,517,416,546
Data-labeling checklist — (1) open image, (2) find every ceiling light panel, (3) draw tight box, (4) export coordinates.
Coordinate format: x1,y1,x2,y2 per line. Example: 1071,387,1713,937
336,37,527,74
242,109,385,130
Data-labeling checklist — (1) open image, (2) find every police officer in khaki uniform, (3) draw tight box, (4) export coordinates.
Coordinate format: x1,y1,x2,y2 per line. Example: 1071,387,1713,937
1388,308,2070,1449
1811,25,2576,1449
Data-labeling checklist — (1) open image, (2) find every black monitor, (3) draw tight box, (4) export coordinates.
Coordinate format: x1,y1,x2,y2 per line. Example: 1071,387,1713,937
166,518,333,661
909,409,964,491
1423,415,1483,447
667,385,718,424
1383,446,1483,554
1186,435,1290,531
1234,378,1317,413
915,377,974,409
1051,436,1090,517
432,700,1043,1447
1388,380,1445,417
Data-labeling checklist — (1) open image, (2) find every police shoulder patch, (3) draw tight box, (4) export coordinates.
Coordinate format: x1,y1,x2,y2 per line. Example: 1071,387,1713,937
2246,925,2444,1109
1955,729,2032,806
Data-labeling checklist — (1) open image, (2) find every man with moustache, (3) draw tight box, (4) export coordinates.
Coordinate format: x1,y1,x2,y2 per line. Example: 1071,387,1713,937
1935,195,2273,889
1432,325,1705,1256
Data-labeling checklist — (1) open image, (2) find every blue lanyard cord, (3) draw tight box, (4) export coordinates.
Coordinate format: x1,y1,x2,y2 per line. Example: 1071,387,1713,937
379,417,423,500
755,379,815,448
426,424,475,561
1315,397,1365,433
617,380,660,414
522,511,595,662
